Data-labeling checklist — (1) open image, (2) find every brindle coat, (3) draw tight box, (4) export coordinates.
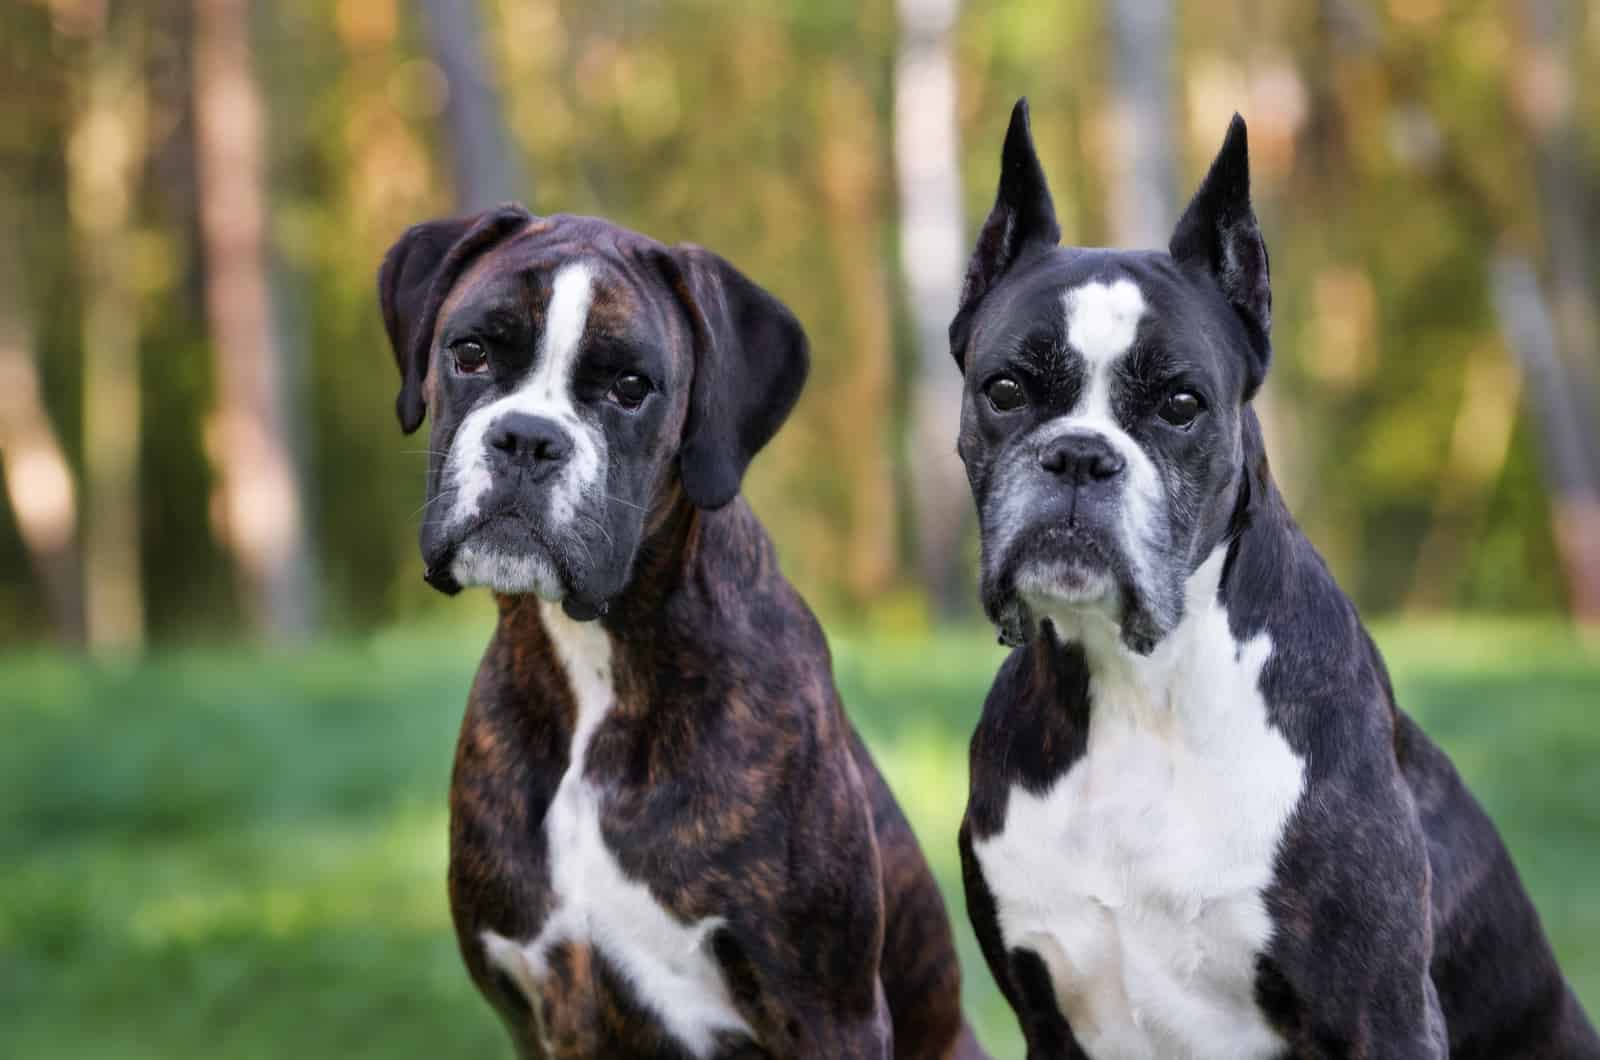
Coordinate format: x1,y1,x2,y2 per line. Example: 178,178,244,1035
379,209,987,1059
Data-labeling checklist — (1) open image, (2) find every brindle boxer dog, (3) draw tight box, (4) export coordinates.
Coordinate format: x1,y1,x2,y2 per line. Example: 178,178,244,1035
950,100,1599,1059
378,207,986,1060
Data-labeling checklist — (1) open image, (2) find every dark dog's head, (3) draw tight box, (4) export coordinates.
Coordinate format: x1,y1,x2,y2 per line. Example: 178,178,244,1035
379,209,808,619
952,100,1272,652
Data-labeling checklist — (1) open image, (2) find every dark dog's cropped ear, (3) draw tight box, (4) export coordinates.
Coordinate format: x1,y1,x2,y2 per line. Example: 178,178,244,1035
950,97,1062,370
1169,115,1272,401
377,204,532,433
659,245,809,510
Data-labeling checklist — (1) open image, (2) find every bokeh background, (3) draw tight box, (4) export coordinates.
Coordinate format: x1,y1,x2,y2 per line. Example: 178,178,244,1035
1,0,1597,1056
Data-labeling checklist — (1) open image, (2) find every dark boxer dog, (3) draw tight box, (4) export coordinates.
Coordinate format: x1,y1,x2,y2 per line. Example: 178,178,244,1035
950,99,1600,1059
378,207,985,1059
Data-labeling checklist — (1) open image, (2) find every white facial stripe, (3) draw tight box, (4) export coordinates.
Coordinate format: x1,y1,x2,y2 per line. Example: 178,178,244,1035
442,263,609,590
1063,278,1146,423
481,602,754,1056
536,263,600,414
1066,280,1146,369
1028,279,1165,610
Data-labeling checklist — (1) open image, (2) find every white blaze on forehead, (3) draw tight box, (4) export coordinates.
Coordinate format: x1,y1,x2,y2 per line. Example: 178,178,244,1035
1063,278,1146,422
1065,278,1146,374
535,262,598,406
443,262,609,592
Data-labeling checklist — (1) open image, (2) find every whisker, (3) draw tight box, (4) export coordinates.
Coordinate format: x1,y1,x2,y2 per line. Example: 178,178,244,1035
410,489,460,520
577,511,614,548
565,528,595,570
604,493,648,513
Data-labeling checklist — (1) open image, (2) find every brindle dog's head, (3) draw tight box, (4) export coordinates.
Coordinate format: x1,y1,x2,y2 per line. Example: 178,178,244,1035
952,100,1272,652
379,209,808,619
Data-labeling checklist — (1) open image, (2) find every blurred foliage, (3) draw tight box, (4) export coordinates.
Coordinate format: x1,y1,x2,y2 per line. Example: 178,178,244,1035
1,0,1597,642
1,622,1596,1056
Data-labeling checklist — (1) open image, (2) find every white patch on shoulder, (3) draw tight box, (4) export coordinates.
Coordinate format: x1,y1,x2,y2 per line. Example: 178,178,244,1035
480,601,754,1057
975,547,1305,1060
443,262,608,594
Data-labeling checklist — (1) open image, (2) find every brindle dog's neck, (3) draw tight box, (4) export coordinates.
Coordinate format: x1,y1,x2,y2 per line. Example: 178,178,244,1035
486,493,788,742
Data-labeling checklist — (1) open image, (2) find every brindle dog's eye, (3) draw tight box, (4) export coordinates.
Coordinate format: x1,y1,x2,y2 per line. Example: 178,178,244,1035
1159,390,1203,428
451,340,488,375
609,372,652,410
985,376,1026,413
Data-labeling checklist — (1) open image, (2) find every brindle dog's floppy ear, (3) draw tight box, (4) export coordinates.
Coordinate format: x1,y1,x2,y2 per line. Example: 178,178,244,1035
1169,114,1272,401
661,245,810,510
378,204,532,433
950,96,1062,370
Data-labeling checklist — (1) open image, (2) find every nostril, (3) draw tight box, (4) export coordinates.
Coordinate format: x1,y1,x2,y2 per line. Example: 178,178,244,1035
532,436,569,462
1038,433,1124,483
487,413,572,465
1089,450,1125,480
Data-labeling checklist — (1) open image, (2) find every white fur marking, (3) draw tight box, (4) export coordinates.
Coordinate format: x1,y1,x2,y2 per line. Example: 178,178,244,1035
444,263,608,593
1033,279,1164,609
975,548,1304,1060
481,601,753,1056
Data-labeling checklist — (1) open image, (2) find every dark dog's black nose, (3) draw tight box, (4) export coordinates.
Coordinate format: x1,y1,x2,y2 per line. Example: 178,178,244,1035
488,413,573,471
1038,432,1126,483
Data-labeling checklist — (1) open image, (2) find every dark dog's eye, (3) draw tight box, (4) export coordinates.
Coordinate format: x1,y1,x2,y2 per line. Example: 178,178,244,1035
451,340,488,375
1159,390,1203,427
985,376,1026,413
609,372,652,410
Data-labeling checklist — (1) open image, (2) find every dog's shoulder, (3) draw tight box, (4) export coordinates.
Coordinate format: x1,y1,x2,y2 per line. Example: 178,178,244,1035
965,639,1092,839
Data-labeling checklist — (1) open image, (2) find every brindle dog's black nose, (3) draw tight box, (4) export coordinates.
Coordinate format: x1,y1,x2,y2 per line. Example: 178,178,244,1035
1038,432,1125,483
488,413,573,471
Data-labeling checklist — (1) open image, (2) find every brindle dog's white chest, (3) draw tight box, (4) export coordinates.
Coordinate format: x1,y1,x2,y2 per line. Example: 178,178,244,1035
482,602,752,1058
974,552,1305,1060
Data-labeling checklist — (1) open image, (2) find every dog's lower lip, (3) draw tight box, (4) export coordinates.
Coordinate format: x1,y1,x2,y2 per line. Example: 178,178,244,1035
427,507,581,598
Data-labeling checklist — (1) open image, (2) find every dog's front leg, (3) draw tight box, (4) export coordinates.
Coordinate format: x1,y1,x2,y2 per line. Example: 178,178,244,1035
1258,783,1447,1059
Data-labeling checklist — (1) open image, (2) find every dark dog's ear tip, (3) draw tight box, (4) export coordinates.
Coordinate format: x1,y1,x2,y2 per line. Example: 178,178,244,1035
1002,97,1038,160
1221,113,1249,163
679,449,740,511
396,392,424,434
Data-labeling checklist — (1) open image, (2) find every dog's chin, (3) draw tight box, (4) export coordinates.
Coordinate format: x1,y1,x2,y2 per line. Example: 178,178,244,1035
448,541,567,600
423,511,576,600
984,543,1167,656
1017,558,1120,612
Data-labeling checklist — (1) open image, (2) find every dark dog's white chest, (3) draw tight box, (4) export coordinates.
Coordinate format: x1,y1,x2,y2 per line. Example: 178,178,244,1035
481,604,752,1057
977,557,1305,1059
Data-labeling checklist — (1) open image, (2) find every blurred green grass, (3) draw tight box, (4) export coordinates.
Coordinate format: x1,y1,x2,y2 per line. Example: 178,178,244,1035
2,620,1596,1059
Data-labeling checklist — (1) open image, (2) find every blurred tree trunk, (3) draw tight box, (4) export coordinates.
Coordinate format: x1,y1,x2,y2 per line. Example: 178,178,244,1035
894,0,969,617
1405,340,1523,611
1492,256,1600,618
194,0,316,641
821,66,898,602
1507,0,1600,619
67,10,147,653
420,0,525,210
0,206,85,644
1105,0,1176,248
